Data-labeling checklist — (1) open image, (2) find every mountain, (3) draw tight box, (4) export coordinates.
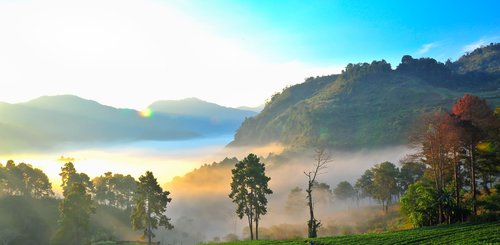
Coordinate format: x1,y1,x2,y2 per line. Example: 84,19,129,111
237,104,265,113
229,43,500,149
0,95,245,152
149,97,256,122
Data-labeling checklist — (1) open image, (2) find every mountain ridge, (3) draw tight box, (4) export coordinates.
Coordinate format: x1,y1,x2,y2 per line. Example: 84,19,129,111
229,43,500,149
0,95,252,152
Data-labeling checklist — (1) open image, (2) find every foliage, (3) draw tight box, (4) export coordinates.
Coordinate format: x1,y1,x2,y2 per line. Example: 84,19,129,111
372,162,400,212
131,171,173,244
229,153,273,240
230,44,500,150
0,160,53,198
52,162,95,245
400,181,439,227
92,172,137,209
398,161,426,193
205,222,500,245
333,181,355,202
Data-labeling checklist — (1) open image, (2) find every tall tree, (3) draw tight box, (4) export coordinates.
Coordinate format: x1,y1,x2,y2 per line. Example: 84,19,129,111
131,171,173,245
229,153,272,240
304,148,331,238
372,162,399,212
52,162,95,245
355,169,375,201
452,94,498,215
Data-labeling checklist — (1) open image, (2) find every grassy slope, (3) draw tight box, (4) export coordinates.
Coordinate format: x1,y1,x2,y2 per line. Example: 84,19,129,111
207,221,500,245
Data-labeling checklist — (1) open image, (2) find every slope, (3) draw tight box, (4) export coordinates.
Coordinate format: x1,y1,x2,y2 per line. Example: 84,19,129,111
229,44,500,149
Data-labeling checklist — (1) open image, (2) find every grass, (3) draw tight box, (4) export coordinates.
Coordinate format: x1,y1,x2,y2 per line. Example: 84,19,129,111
206,221,500,245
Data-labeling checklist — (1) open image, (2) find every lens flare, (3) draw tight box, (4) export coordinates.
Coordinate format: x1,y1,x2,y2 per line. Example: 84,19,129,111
139,108,154,117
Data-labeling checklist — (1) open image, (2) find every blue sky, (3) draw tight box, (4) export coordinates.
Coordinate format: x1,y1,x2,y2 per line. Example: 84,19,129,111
175,0,500,66
0,0,498,108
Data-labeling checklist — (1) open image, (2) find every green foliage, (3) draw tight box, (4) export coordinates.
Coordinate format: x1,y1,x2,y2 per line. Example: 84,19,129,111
230,44,500,150
0,196,58,245
0,160,53,198
205,222,500,244
131,171,173,243
400,181,439,227
355,169,375,198
451,43,500,74
372,162,399,211
52,163,95,245
398,161,426,193
92,172,137,209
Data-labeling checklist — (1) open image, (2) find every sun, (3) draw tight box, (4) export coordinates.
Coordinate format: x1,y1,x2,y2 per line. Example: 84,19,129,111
139,108,154,118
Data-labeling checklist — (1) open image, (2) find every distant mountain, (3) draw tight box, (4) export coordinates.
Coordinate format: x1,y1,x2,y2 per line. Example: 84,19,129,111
0,95,246,152
237,104,265,113
149,97,256,122
229,43,500,149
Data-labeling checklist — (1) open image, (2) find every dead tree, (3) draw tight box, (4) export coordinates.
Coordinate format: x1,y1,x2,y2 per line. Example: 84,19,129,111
304,148,332,238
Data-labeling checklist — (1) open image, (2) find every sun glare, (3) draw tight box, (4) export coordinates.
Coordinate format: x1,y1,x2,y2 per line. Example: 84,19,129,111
139,107,154,117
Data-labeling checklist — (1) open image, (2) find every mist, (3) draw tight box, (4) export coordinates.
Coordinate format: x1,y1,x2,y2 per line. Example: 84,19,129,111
160,145,414,244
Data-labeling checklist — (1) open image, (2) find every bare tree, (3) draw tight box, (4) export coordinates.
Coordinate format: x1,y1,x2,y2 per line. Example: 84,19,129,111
304,148,332,238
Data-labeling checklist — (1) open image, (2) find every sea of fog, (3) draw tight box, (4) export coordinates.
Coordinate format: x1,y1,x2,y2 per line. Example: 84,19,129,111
0,134,416,243
0,134,236,194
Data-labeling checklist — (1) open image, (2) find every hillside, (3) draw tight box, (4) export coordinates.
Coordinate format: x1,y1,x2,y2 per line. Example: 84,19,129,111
207,221,500,244
229,44,500,149
0,95,247,152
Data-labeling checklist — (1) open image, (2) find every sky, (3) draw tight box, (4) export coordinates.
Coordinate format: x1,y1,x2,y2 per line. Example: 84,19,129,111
0,0,499,109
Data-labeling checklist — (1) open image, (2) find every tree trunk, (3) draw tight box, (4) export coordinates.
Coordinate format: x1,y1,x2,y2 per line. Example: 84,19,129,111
453,151,461,222
470,144,477,216
307,184,316,238
256,217,259,240
247,215,253,240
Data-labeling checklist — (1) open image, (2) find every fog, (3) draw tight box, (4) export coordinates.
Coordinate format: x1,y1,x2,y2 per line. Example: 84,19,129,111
161,145,414,244
0,137,414,244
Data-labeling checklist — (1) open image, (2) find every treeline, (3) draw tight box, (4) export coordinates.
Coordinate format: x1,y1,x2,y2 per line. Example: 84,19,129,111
346,94,499,227
401,94,499,226
0,161,173,245
340,43,500,90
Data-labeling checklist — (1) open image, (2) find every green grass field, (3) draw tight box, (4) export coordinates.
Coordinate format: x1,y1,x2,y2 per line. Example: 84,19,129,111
207,221,500,245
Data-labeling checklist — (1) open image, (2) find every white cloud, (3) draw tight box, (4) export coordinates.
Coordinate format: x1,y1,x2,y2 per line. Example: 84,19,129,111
462,37,499,53
0,0,341,109
417,42,438,55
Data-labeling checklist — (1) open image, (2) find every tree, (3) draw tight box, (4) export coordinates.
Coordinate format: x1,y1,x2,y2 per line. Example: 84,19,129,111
355,169,375,201
401,180,439,227
304,148,331,238
0,161,53,198
372,162,399,212
229,153,272,240
452,94,498,215
60,162,93,196
52,163,95,245
92,172,137,209
398,161,426,193
334,181,355,207
131,171,173,245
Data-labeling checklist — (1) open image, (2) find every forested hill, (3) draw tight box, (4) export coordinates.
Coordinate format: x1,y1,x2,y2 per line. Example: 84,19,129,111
229,43,500,149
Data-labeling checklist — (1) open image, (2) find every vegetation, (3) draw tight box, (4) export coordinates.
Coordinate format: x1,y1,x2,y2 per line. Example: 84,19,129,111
230,43,500,150
131,171,173,245
52,162,96,245
229,154,273,240
204,221,500,244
